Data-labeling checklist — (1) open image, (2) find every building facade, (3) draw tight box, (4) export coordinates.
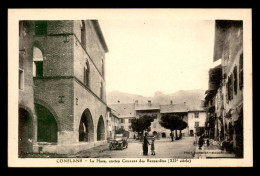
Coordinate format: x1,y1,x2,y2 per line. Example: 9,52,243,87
135,100,162,138
109,100,206,139
109,103,136,138
106,107,120,140
204,20,243,157
187,110,207,136
18,20,109,155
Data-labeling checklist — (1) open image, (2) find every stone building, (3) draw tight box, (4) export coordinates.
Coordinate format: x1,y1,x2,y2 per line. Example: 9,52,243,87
109,103,136,138
19,21,38,154
135,100,161,138
109,100,204,139
204,20,243,157
18,20,109,155
187,108,207,136
160,102,189,137
106,107,120,140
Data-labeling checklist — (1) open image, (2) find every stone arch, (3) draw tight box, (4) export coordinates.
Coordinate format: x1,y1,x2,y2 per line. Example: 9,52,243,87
35,103,58,143
79,108,94,142
19,104,34,119
33,44,44,77
18,107,33,155
97,116,105,141
33,41,45,56
34,98,61,131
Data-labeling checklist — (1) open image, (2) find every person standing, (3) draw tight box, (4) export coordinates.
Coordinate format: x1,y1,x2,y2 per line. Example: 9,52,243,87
143,132,150,155
170,132,174,141
151,138,155,155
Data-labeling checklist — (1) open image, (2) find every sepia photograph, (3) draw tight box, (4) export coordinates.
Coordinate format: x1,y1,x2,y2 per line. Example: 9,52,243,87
8,9,252,167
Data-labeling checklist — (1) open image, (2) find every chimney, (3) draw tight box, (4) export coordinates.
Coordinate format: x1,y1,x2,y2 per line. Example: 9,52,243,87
148,100,151,106
135,100,138,104
170,100,173,104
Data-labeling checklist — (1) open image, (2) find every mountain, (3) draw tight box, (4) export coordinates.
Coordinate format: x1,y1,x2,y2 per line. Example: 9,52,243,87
107,91,153,104
107,89,206,109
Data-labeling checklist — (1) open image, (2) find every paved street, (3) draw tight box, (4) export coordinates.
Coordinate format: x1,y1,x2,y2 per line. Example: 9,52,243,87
87,137,196,158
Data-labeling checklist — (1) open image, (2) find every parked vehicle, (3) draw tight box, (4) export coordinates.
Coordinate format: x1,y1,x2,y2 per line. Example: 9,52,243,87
109,134,128,150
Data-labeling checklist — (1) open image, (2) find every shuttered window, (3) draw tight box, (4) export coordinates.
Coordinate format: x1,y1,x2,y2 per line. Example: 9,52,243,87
233,66,238,95
239,53,243,89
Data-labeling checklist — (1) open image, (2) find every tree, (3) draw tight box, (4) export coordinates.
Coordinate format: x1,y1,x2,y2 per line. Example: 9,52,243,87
178,120,188,139
131,115,156,140
159,114,186,141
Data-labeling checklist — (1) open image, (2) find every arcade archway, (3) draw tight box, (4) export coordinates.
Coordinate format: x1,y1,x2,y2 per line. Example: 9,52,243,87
19,108,33,154
79,109,94,142
35,104,58,143
97,116,105,141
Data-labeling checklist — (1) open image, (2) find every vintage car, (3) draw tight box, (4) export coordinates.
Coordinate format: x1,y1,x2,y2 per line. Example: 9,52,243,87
109,134,128,150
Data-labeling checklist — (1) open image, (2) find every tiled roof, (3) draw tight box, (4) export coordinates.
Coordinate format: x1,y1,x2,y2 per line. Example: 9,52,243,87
160,104,189,113
188,106,206,112
109,103,136,118
135,104,160,110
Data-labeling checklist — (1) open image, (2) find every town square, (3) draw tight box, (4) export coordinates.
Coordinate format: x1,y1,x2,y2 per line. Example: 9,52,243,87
9,9,253,167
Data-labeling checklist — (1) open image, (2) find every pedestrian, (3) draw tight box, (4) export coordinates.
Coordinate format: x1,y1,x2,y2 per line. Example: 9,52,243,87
170,132,174,141
143,132,150,155
198,134,204,149
151,138,155,155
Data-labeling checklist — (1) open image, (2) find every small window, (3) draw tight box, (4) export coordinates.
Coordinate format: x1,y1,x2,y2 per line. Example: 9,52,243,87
226,82,229,104
195,112,199,118
228,75,233,100
233,65,238,95
128,119,131,123
80,20,86,49
34,61,43,77
33,47,44,77
35,21,47,35
101,59,104,76
100,82,103,99
19,69,24,90
121,119,124,123
195,122,199,127
239,53,243,89
84,61,90,87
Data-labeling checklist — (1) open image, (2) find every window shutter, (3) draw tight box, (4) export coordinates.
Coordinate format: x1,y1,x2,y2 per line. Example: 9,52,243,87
230,73,233,100
226,82,229,104
234,66,237,95
239,54,243,89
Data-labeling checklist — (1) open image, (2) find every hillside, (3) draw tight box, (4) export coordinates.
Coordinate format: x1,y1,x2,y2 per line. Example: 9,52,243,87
107,89,206,109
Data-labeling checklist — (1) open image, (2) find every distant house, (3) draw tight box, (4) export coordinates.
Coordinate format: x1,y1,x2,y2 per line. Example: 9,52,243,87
106,106,120,140
109,103,136,138
187,107,207,136
135,100,161,138
109,100,206,139
160,102,190,137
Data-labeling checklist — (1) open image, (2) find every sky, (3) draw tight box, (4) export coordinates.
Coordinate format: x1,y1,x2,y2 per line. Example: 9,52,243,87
99,20,217,97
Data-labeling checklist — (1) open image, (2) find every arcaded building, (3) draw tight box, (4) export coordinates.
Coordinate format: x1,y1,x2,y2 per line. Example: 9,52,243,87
19,20,109,155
